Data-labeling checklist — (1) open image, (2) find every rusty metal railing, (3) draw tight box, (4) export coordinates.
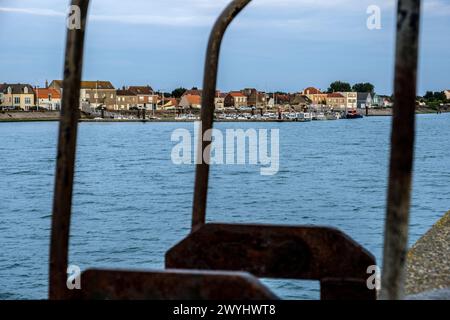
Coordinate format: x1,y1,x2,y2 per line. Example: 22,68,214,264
167,0,376,300
192,0,252,232
50,0,422,300
381,0,421,300
49,0,89,300
49,0,277,300
174,0,421,300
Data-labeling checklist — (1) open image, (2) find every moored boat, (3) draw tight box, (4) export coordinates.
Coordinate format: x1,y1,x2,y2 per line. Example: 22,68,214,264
297,112,312,122
346,110,363,119
312,112,326,121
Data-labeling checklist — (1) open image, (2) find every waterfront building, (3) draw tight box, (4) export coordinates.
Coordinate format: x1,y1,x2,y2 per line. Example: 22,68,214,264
372,94,388,107
224,91,247,109
161,98,179,110
0,83,35,110
179,94,201,110
326,92,346,109
339,92,358,110
378,95,393,107
34,87,61,110
273,93,290,106
267,97,275,108
445,90,450,100
214,92,226,110
241,88,266,108
357,92,373,109
301,87,327,106
49,80,116,110
182,89,202,97
289,94,311,111
116,88,138,110
0,85,3,105
128,86,156,110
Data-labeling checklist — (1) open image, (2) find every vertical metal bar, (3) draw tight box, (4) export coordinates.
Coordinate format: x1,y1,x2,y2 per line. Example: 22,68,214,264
49,0,90,299
381,0,421,300
191,0,252,232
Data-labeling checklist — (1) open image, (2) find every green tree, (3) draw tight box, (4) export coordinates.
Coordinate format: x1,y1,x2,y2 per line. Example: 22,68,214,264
327,81,351,93
434,91,446,102
171,87,187,98
424,91,434,100
352,82,375,93
424,91,446,102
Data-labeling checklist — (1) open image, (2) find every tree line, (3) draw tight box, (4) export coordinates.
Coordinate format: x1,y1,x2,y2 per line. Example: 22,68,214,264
327,81,375,94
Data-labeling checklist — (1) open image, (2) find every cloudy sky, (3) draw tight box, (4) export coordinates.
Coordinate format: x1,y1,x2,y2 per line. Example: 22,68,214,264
0,0,448,94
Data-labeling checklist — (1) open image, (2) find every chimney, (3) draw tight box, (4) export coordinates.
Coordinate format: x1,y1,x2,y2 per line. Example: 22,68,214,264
45,80,49,88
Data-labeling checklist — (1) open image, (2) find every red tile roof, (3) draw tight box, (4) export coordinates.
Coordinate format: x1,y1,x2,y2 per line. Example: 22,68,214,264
185,94,201,105
35,88,61,99
128,86,153,95
183,89,202,97
50,80,114,90
229,91,246,97
327,93,344,98
116,89,136,96
303,87,322,94
164,98,179,106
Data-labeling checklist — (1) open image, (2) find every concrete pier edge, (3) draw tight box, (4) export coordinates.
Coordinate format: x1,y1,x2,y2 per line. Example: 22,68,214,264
405,210,450,299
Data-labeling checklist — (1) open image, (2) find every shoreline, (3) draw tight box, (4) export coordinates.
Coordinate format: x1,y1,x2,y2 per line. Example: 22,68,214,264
1,108,448,123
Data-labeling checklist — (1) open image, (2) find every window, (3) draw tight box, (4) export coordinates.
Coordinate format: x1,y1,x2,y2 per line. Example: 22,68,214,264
23,87,28,94
25,97,31,104
14,97,20,104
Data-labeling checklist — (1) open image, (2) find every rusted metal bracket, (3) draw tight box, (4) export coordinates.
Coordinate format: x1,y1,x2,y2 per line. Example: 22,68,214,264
72,269,278,300
166,224,376,300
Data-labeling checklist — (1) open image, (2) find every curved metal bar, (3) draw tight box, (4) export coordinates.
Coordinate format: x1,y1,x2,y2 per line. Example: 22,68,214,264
381,0,421,300
49,0,90,299
192,0,252,232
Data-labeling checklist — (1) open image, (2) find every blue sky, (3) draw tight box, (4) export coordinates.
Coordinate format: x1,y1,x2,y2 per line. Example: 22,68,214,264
0,0,448,95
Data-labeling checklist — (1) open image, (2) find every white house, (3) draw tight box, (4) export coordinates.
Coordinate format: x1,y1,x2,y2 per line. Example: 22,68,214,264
357,92,373,109
445,90,450,100
35,88,62,110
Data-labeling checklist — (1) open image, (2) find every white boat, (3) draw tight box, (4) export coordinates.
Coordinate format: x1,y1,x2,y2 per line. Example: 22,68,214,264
284,112,297,120
312,112,326,121
175,114,199,121
297,112,312,122
326,112,341,120
263,112,277,119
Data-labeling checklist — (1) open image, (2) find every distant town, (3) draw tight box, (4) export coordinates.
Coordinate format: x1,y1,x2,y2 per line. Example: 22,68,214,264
1,80,449,121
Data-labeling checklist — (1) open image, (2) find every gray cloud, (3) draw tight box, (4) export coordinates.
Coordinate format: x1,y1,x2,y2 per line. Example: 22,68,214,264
0,0,447,29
